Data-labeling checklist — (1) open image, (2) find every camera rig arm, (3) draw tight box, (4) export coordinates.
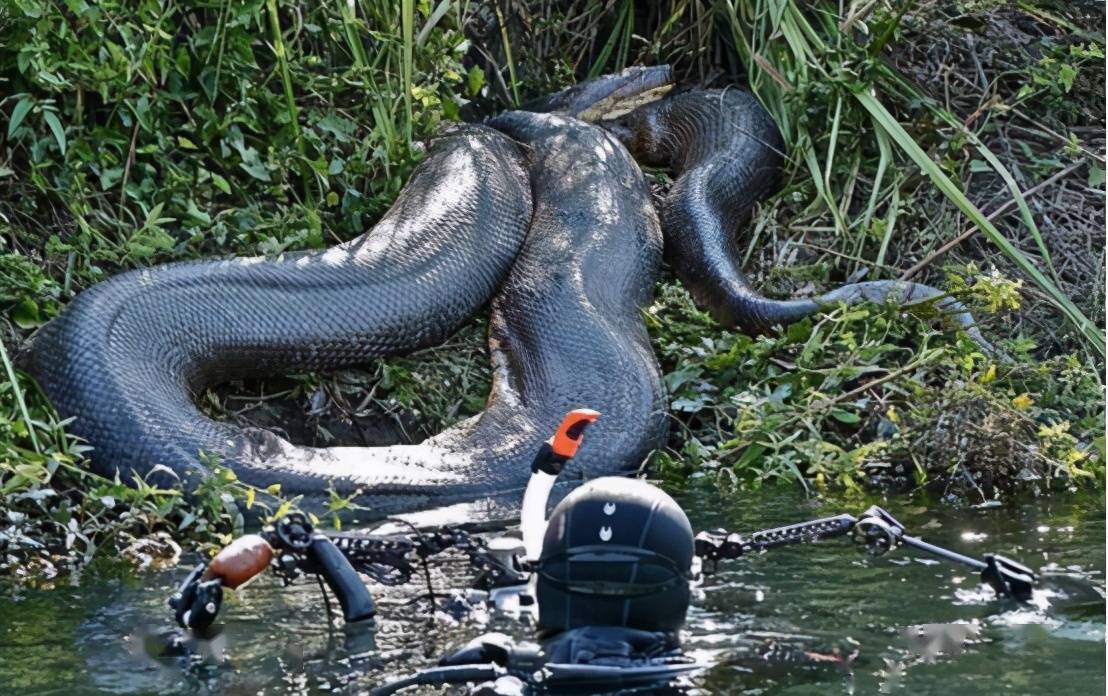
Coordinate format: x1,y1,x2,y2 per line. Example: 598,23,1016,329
693,505,1037,601
171,500,1039,633
172,502,1040,632
169,512,379,631
168,409,602,632
168,510,538,631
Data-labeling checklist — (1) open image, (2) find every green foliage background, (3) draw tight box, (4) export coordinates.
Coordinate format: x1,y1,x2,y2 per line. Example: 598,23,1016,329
0,0,1103,577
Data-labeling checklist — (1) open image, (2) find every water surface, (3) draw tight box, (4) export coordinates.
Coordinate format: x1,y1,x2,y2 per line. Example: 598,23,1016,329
1,486,1103,694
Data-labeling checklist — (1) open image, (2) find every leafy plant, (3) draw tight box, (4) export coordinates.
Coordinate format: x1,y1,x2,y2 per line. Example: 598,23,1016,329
647,279,1102,499
0,0,1102,581
0,0,487,579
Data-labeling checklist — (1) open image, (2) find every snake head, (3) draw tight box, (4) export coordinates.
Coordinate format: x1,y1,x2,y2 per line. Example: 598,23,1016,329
601,98,672,167
524,65,674,122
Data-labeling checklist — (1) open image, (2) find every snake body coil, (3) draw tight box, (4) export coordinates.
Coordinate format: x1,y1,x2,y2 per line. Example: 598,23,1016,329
25,70,988,517
608,89,990,348
25,110,664,517
26,125,532,512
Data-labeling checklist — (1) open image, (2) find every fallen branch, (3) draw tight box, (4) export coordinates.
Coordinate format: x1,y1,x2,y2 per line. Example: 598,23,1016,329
810,350,939,411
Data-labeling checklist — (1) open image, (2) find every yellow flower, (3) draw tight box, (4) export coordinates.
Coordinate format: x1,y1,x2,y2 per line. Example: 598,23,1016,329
1011,393,1034,410
1038,421,1071,440
1065,448,1089,465
980,364,997,384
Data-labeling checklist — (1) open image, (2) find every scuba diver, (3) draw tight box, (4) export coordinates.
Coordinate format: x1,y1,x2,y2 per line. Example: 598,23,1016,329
168,409,1040,694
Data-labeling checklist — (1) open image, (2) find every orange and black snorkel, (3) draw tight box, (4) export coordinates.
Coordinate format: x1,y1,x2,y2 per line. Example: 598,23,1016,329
549,408,601,461
521,408,600,560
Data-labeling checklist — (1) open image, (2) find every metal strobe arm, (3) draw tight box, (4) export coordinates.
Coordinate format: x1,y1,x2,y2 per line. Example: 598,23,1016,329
694,505,1036,601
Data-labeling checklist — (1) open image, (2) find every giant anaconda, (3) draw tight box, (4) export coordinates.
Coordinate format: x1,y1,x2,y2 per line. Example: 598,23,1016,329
24,71,667,518
24,68,985,517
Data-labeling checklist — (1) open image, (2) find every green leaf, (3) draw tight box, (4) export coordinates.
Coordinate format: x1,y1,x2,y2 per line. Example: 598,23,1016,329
785,318,813,343
7,97,33,138
315,114,355,143
733,444,768,471
239,152,270,182
11,298,41,329
185,199,211,225
672,396,707,413
178,511,196,530
211,172,231,194
467,65,485,96
198,65,218,103
1088,165,1105,188
1058,63,1077,92
272,499,292,521
663,366,702,391
830,408,861,424
177,135,198,149
144,201,165,226
42,110,66,155
98,167,124,190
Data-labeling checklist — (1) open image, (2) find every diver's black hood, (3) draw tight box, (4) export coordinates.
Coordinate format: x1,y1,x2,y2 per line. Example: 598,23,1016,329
536,477,694,636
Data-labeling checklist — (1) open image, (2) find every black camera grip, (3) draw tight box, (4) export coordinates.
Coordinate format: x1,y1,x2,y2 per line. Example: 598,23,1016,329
307,535,376,622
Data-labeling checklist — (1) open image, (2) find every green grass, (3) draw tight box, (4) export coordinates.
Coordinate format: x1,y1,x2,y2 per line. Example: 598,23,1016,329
0,0,1103,578
0,0,483,577
721,0,1102,355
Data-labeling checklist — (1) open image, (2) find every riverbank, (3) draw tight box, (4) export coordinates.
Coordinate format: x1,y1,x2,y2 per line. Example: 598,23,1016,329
1,1,1103,578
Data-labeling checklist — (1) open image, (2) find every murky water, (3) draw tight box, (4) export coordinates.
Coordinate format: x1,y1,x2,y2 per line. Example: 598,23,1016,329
1,486,1103,694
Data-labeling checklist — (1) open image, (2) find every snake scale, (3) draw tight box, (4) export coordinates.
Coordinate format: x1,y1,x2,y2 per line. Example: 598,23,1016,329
23,67,985,518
